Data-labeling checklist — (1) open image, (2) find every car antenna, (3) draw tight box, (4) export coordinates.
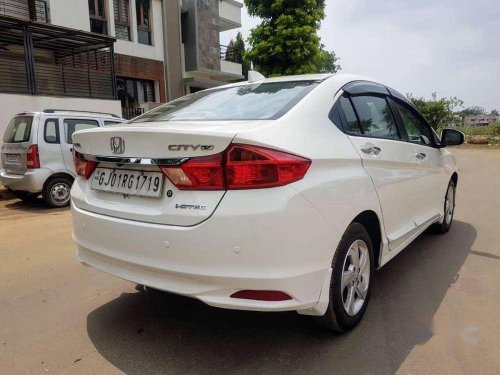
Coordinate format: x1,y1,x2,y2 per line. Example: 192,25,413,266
248,63,265,83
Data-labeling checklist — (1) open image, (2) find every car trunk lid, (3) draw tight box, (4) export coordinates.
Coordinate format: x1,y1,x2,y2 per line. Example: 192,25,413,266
71,122,249,226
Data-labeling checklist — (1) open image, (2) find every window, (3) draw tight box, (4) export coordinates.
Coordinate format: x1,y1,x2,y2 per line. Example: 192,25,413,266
351,96,400,140
64,119,99,144
44,119,60,144
339,96,362,134
136,0,151,45
3,116,33,143
117,77,155,108
394,101,433,146
89,0,108,35
114,0,130,41
131,81,319,123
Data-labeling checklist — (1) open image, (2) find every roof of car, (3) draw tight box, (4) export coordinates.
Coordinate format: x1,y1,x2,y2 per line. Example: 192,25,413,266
15,110,123,119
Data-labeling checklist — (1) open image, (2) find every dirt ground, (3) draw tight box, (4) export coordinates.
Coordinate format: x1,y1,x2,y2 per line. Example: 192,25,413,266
0,148,499,374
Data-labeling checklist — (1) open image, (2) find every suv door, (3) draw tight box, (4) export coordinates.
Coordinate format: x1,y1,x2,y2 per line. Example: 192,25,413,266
337,93,420,250
38,117,64,172
390,99,447,224
61,118,100,174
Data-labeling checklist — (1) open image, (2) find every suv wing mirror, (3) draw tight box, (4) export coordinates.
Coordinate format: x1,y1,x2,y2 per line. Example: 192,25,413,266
441,129,464,147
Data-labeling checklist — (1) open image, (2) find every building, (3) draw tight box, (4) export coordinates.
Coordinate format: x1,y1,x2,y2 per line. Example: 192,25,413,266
0,0,243,136
464,115,500,126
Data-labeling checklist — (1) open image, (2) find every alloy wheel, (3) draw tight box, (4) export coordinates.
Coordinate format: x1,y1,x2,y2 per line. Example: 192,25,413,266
341,239,370,316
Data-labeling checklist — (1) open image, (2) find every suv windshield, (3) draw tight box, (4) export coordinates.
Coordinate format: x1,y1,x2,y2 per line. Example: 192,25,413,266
3,116,34,143
130,81,319,123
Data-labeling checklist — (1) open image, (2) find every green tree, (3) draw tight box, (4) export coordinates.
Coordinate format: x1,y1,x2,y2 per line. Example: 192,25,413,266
407,92,463,129
460,106,486,116
244,0,340,76
490,109,499,116
226,32,250,79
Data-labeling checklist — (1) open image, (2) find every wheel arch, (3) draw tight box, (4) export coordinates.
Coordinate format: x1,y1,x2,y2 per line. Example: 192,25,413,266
42,172,75,191
351,210,383,269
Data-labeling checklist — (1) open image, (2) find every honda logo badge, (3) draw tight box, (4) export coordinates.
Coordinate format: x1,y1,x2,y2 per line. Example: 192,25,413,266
110,137,125,154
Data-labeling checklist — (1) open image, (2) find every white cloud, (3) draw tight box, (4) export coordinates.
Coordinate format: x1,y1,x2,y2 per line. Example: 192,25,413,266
221,0,499,111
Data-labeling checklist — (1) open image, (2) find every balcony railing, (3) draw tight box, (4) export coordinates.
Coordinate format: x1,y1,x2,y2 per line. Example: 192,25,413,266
121,107,144,120
220,44,237,62
0,0,49,23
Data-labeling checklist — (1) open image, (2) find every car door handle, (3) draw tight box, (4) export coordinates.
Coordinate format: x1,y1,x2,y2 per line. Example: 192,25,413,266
360,143,382,155
415,152,426,160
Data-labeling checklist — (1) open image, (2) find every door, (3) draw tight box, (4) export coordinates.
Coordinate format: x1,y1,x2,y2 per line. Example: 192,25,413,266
390,99,447,225
1,115,35,175
61,118,100,174
337,94,420,249
37,117,64,171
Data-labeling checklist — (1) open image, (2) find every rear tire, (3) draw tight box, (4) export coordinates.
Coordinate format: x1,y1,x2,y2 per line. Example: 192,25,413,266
430,179,455,234
314,223,374,332
42,177,73,208
12,190,39,202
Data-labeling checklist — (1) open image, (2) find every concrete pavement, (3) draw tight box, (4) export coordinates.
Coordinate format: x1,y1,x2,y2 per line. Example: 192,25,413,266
0,147,499,374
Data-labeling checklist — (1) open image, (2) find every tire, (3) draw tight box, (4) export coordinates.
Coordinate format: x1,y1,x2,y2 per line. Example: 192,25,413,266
12,190,39,202
430,179,455,234
42,177,73,208
314,223,374,332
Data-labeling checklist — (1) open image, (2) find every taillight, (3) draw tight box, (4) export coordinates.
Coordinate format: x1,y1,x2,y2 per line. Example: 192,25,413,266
226,144,311,189
160,144,310,190
26,144,40,169
73,150,97,179
159,154,224,190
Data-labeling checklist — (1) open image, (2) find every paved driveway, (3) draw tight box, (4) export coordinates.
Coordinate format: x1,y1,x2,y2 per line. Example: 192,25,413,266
0,148,499,374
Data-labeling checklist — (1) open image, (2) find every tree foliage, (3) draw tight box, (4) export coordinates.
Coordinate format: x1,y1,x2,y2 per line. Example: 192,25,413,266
226,32,250,79
244,0,340,76
459,105,487,116
407,92,463,129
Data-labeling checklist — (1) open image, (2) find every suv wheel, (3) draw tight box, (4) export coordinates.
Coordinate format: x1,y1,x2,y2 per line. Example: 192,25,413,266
314,223,373,332
431,179,455,234
11,190,39,202
43,177,72,208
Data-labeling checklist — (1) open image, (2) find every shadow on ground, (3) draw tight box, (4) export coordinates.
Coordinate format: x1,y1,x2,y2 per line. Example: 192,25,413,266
0,188,67,215
87,221,475,374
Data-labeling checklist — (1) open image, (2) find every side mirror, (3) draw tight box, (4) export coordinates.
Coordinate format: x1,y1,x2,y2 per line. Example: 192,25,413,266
441,129,464,147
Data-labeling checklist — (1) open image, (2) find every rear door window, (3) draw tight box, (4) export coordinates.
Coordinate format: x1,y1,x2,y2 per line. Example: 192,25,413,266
3,116,33,143
351,96,400,140
339,96,362,134
44,119,60,144
64,119,99,144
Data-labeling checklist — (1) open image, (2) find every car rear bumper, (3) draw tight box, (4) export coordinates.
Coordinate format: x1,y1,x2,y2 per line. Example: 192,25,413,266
0,168,51,193
71,188,338,314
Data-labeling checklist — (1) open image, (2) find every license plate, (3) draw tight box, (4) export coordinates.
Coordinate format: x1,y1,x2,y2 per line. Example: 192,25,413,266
5,154,21,163
91,168,164,198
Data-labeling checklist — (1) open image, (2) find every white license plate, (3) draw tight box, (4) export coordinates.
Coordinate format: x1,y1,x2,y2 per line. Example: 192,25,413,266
5,154,21,163
91,168,164,198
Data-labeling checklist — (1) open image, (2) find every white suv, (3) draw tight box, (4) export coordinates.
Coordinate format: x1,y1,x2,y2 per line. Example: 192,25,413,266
71,74,464,331
1,110,124,207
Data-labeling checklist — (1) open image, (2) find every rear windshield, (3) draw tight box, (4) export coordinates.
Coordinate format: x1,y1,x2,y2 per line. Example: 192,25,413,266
3,116,33,143
130,81,319,123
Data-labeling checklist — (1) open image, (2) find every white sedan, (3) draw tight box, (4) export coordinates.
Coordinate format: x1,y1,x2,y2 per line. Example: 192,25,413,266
71,73,463,332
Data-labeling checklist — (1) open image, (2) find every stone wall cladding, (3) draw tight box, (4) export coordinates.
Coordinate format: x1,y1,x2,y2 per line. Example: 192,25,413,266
196,0,220,71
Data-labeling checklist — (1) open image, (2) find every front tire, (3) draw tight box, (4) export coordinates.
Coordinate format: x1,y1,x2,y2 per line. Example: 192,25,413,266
314,223,374,332
42,177,73,208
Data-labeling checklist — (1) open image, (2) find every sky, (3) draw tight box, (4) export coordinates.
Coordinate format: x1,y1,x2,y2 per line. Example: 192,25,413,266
221,0,500,112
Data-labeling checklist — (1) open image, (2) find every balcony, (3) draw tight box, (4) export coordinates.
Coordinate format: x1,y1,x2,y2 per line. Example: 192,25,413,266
218,0,242,31
220,44,242,76
0,0,49,23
